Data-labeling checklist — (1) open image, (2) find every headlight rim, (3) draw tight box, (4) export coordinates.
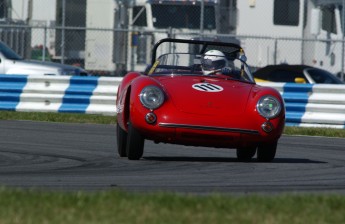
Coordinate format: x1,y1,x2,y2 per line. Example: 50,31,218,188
139,85,165,110
256,95,282,119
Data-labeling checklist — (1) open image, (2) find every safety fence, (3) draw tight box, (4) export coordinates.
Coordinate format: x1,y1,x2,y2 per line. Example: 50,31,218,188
1,23,345,80
0,74,344,129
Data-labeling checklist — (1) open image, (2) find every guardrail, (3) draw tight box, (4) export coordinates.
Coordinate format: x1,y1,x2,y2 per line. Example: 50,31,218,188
0,74,344,128
0,74,120,116
259,82,345,129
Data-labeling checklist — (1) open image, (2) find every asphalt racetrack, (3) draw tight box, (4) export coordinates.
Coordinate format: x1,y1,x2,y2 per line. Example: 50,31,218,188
0,120,344,194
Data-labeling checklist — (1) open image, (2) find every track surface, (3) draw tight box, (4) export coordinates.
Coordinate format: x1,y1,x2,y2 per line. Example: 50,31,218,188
0,120,344,194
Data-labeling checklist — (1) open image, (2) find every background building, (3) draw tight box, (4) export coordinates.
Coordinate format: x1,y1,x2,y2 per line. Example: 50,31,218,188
0,0,344,79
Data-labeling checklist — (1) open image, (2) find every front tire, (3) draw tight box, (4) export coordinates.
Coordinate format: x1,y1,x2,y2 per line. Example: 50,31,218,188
236,147,257,162
126,122,144,160
116,124,127,157
257,142,277,162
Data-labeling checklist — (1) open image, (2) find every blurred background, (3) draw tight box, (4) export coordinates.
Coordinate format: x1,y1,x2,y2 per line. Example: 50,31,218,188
1,0,344,80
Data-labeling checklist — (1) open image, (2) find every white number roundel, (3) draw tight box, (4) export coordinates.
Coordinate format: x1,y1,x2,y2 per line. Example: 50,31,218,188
192,83,223,92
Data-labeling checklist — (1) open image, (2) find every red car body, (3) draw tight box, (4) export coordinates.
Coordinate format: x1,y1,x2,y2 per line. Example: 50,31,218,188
116,38,285,161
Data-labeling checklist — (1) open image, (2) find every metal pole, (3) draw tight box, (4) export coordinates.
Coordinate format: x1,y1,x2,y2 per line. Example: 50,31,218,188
274,38,277,65
61,0,66,64
340,0,345,80
300,0,305,65
43,25,47,61
200,0,204,35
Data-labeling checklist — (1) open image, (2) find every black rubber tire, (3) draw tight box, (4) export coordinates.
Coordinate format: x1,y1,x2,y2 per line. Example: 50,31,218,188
126,122,144,160
236,147,257,162
257,142,277,162
116,124,127,157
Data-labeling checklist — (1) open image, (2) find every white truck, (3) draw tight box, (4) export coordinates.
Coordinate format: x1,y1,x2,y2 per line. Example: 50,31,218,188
235,0,345,80
85,0,236,76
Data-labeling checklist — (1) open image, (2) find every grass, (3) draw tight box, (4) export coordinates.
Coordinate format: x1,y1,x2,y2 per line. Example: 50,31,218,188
0,188,344,224
1,111,345,223
283,126,345,138
0,111,117,125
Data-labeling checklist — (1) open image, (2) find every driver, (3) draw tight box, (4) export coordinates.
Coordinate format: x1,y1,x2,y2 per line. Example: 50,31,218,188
201,50,238,77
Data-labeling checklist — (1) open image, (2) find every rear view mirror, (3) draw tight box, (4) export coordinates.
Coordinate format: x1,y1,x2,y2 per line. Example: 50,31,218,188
239,54,247,62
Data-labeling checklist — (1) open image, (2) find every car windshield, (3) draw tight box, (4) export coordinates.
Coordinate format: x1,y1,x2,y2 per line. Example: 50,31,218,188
307,68,344,84
0,42,23,60
147,39,255,83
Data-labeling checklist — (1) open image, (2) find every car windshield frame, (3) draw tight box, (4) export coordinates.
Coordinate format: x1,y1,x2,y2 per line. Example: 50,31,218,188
147,38,255,83
0,41,23,60
306,68,344,84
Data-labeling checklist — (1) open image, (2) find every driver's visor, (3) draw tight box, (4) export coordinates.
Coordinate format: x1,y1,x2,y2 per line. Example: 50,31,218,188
201,58,226,71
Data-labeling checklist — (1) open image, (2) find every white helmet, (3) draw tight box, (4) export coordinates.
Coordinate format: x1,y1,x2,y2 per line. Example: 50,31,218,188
201,50,228,75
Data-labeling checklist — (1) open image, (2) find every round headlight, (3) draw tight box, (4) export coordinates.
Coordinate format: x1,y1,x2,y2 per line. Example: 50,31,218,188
139,86,164,110
257,95,282,119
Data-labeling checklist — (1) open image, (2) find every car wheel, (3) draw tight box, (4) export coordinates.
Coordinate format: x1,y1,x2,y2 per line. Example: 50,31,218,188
257,142,277,162
126,122,144,160
236,147,257,161
116,124,127,157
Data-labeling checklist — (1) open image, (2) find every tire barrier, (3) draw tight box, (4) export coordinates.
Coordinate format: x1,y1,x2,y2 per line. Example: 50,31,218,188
0,74,344,128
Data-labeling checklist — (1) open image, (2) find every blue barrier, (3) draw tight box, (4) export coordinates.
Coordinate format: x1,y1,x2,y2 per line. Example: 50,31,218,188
59,76,99,113
0,75,28,111
282,83,313,126
260,82,345,129
0,74,118,115
0,74,344,128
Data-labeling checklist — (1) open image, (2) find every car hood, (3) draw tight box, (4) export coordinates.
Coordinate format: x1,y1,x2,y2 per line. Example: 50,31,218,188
157,76,253,116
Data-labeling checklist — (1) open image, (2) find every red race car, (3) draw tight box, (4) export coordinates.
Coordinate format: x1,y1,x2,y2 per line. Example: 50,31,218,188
116,38,285,162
